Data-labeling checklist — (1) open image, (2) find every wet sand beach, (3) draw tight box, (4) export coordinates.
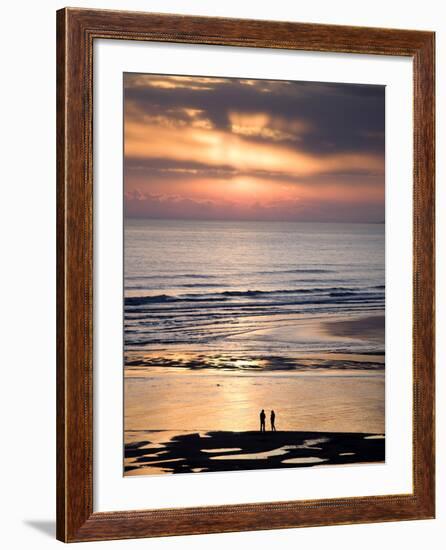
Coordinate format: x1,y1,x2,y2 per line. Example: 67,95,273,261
124,314,385,475
124,313,385,374
323,315,384,343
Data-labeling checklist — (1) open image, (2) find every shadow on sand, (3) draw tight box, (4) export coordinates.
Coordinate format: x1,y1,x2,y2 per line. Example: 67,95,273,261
125,430,385,475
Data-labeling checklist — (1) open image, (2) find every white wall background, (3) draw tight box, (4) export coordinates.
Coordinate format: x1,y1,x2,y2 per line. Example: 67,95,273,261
0,0,444,548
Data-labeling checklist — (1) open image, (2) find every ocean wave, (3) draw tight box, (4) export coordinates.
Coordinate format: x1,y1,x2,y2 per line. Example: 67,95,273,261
126,274,216,280
179,283,227,289
127,300,384,320
126,269,335,282
126,294,224,305
220,289,305,297
259,268,335,275
125,286,383,307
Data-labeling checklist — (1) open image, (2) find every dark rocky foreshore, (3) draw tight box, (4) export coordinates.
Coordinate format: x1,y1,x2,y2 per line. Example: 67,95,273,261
124,430,385,475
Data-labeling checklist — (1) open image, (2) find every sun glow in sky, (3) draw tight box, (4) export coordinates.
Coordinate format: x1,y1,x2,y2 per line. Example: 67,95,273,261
124,74,385,223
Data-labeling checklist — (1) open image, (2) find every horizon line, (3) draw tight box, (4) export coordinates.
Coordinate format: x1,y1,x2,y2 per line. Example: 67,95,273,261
124,216,385,224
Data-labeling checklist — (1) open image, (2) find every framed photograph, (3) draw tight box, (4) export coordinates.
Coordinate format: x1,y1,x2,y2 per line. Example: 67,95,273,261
57,8,435,542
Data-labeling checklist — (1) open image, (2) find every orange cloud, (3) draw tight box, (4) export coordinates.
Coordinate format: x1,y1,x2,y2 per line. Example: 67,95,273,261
124,75,223,91
125,119,384,179
229,111,309,142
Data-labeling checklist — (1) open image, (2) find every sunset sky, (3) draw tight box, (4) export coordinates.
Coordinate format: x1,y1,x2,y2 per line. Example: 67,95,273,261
124,74,385,223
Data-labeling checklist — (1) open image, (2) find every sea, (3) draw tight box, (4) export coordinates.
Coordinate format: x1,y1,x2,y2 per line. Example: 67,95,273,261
124,219,384,357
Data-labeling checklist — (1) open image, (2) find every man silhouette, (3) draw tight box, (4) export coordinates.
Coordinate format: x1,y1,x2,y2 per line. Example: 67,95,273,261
260,409,266,432
270,410,276,431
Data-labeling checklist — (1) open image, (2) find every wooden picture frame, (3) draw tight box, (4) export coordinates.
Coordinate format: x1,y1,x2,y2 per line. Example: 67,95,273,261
56,7,435,542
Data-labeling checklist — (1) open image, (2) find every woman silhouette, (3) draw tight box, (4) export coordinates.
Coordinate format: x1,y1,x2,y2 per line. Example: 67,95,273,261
270,410,276,431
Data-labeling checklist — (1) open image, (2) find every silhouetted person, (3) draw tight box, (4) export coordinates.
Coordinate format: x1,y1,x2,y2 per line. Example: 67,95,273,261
270,410,276,431
260,409,266,432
